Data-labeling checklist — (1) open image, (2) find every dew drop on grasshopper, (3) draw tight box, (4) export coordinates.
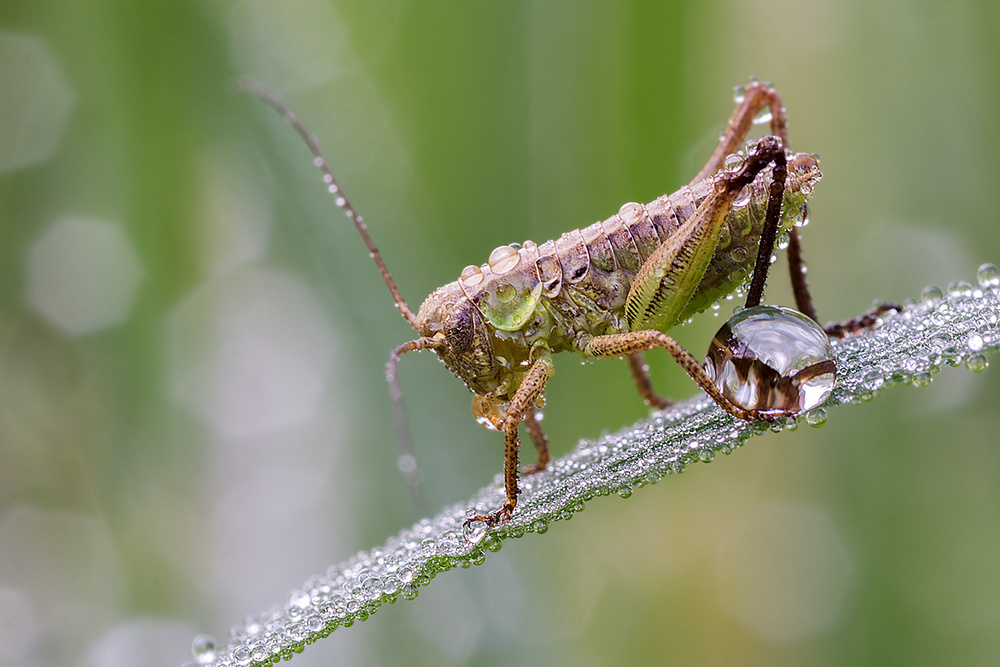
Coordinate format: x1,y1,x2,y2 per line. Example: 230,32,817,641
240,78,898,528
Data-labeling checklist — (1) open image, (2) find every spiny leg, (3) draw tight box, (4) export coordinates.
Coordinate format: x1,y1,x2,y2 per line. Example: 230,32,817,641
466,357,554,527
522,405,550,474
744,148,787,308
786,226,819,322
691,80,820,320
589,330,787,422
628,352,673,409
692,80,789,185
824,303,901,339
618,136,791,420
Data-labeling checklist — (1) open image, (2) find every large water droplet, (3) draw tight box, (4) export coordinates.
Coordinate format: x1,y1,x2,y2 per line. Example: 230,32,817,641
488,245,521,274
460,264,484,287
704,305,836,414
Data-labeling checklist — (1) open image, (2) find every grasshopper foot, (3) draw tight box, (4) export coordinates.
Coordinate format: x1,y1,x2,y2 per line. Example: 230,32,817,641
824,302,902,339
464,500,515,530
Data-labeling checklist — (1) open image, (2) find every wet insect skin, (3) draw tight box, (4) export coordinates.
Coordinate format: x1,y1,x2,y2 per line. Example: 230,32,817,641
240,79,898,528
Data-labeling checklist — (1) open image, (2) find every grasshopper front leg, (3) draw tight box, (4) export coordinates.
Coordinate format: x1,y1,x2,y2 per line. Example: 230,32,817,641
467,354,555,527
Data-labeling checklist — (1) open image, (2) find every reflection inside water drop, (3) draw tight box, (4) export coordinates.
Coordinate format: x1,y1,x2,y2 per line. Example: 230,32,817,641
704,305,836,414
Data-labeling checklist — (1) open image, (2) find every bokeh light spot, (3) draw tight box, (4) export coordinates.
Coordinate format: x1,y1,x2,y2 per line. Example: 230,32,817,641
25,217,144,335
169,268,336,439
0,32,74,172
716,503,854,643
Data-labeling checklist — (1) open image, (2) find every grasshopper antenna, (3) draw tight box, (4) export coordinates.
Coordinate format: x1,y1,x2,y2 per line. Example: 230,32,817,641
237,77,430,508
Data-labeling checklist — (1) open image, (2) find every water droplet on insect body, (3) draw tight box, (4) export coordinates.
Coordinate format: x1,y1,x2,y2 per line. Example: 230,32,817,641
977,263,1000,288
731,186,752,208
488,244,521,274
495,282,516,303
752,108,773,125
796,207,811,227
704,305,836,414
618,202,647,225
723,152,746,173
460,264,484,287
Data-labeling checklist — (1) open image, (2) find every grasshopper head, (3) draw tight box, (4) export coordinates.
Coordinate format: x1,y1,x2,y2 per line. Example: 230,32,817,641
413,282,501,395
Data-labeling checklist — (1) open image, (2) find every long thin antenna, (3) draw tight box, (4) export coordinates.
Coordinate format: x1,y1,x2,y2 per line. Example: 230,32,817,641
239,77,429,509
237,77,418,328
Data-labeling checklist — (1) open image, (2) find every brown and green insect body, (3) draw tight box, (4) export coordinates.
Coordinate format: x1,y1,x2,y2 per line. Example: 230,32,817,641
242,79,890,528
418,152,821,412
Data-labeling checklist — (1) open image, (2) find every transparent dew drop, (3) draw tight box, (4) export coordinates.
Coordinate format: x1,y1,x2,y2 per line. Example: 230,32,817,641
463,513,488,544
723,152,745,173
977,263,1000,288
949,280,973,297
967,352,989,373
618,202,646,225
288,589,310,610
495,282,516,303
488,244,521,274
459,264,484,287
805,407,828,427
234,646,252,666
921,285,943,304
752,108,773,125
704,305,836,415
192,635,217,664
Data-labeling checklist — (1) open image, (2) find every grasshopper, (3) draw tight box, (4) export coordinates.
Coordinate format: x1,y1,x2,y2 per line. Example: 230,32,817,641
242,79,894,527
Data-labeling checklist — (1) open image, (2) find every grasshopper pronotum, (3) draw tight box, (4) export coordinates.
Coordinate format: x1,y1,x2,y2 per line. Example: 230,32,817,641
242,79,895,527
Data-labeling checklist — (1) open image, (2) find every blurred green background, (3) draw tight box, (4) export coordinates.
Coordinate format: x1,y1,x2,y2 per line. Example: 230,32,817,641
2,1,1000,665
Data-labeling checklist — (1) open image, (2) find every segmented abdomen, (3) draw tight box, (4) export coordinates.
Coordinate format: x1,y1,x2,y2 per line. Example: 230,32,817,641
456,160,814,353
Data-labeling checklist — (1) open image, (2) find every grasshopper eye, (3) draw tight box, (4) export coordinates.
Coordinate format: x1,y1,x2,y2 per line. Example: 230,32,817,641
445,305,474,352
704,305,836,414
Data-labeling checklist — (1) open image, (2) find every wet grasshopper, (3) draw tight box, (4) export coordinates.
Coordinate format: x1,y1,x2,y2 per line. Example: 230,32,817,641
242,79,893,527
